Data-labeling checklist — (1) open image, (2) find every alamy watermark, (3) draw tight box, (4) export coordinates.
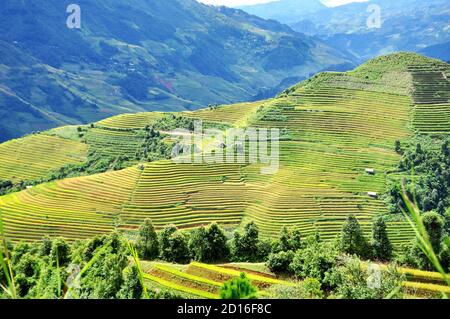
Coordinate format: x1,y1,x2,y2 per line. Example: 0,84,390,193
66,4,81,29
367,4,382,29
366,263,382,289
169,121,280,175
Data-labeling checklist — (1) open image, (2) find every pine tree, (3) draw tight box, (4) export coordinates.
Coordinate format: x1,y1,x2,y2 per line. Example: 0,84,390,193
136,219,159,260
220,273,257,299
340,215,370,258
371,216,392,261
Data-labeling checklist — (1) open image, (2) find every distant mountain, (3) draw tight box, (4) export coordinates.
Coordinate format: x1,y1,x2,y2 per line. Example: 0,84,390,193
241,0,450,62
237,0,326,23
420,41,450,62
0,0,354,142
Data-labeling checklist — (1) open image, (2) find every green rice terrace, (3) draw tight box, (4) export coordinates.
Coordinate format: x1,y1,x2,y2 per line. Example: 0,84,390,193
0,52,449,248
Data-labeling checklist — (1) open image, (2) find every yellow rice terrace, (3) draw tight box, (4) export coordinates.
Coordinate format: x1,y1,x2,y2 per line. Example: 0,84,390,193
0,53,449,300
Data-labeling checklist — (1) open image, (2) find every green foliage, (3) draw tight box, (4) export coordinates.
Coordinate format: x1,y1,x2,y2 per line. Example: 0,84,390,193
136,219,159,261
273,226,302,253
189,223,229,263
371,216,393,261
399,212,446,270
290,241,339,287
395,140,403,154
159,225,190,264
77,234,128,299
49,238,71,267
327,256,404,299
153,115,196,131
0,179,13,196
267,278,323,299
387,137,450,215
230,222,261,262
117,266,144,299
266,251,295,273
40,236,52,257
422,212,445,252
135,127,173,162
220,273,258,299
339,215,371,258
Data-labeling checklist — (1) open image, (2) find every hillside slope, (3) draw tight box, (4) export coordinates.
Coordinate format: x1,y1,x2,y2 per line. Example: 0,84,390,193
0,0,353,142
0,53,448,245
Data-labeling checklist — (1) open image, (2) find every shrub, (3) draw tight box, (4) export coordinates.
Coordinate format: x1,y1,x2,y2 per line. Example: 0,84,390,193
117,266,143,299
327,256,404,299
267,278,323,299
290,241,339,287
220,273,258,299
266,251,294,273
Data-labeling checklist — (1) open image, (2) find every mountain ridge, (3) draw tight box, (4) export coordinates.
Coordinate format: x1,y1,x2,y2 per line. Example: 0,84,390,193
0,0,354,142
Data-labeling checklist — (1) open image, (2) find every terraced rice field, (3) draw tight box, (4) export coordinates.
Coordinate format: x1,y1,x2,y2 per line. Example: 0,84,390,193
0,55,448,247
182,101,265,127
96,112,166,130
410,64,450,134
0,134,88,182
143,262,294,299
85,127,145,158
121,161,247,230
0,167,140,241
241,85,414,244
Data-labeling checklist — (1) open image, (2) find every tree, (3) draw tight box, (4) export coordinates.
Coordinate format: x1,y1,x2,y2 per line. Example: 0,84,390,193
220,273,257,299
159,225,190,263
136,219,159,260
230,222,260,262
340,215,370,258
79,247,128,299
49,238,71,267
399,212,445,270
206,223,229,262
188,226,208,262
290,241,339,288
40,236,52,257
274,226,302,253
117,266,143,299
190,224,230,263
277,227,291,252
371,216,392,261
422,212,445,252
266,251,294,273
445,207,450,234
